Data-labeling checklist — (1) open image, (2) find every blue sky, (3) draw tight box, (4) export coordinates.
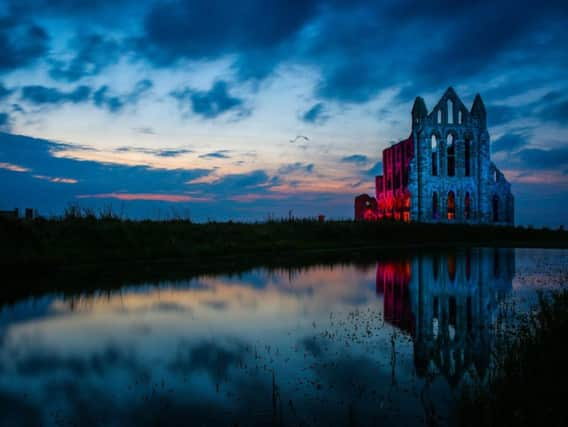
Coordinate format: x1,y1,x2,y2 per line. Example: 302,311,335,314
0,0,567,225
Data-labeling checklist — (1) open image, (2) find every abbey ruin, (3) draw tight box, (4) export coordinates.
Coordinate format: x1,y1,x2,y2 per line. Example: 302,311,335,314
355,88,514,225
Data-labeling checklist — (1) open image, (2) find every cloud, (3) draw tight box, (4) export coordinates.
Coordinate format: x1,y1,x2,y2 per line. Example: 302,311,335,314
32,174,77,184
132,127,156,135
0,82,13,100
199,150,231,159
538,99,568,125
0,133,322,220
0,112,10,131
492,133,528,154
172,81,247,119
341,154,369,165
209,170,277,191
0,17,48,72
93,79,152,112
77,193,209,202
20,85,91,105
155,149,192,157
277,162,315,174
0,132,212,214
487,104,521,127
301,102,328,124
516,146,568,170
138,0,319,75
49,33,122,82
0,161,29,172
114,145,192,157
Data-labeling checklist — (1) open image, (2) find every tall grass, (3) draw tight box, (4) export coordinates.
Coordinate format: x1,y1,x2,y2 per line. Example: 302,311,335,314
1,213,567,271
458,289,568,427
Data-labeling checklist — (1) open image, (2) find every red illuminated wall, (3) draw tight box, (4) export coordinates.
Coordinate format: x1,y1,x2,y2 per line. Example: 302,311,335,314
375,135,413,221
376,259,415,336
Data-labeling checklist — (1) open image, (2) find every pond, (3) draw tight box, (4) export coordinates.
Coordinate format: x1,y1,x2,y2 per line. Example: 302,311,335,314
0,248,566,426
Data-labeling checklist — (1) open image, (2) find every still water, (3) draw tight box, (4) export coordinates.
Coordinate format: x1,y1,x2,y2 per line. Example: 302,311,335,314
1,248,566,426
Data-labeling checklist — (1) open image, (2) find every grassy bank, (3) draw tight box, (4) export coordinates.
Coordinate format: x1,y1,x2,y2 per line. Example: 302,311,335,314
458,289,568,427
2,216,567,270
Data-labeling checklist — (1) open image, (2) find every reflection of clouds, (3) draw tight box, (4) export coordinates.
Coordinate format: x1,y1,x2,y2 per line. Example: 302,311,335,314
169,339,246,384
200,300,229,311
150,301,192,313
38,265,378,330
14,345,140,378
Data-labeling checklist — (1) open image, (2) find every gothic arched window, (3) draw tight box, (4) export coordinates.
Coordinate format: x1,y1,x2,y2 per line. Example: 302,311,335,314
431,135,438,176
447,191,456,220
464,192,471,220
447,134,455,177
447,99,454,124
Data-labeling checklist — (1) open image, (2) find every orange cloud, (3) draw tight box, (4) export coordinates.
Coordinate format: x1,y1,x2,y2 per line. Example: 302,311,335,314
0,162,30,173
76,193,211,202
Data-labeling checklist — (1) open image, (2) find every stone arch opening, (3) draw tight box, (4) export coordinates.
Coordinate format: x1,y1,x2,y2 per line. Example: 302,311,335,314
431,134,438,176
464,192,471,220
437,110,442,124
458,110,463,124
447,191,456,220
447,134,455,177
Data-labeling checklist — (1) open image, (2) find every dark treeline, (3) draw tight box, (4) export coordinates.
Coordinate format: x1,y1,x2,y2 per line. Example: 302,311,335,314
2,215,567,269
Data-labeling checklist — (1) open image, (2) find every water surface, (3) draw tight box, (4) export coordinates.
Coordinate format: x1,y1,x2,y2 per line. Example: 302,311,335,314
0,248,566,426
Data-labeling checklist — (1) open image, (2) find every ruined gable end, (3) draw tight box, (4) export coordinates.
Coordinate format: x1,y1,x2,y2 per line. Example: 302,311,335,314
354,87,514,225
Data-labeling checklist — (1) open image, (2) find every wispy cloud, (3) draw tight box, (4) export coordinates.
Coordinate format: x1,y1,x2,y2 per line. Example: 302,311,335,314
0,161,30,172
76,193,211,202
115,146,193,157
199,150,231,159
301,102,328,125
340,154,369,165
277,162,315,174
93,79,153,113
132,127,156,135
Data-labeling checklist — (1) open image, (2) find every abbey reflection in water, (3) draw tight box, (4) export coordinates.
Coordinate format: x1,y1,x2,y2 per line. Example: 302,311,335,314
376,248,515,386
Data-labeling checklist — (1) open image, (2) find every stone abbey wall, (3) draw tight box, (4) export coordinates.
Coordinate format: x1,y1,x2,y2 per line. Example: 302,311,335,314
355,87,514,225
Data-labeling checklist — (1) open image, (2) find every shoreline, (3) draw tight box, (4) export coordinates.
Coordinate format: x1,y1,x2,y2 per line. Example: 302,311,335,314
2,216,567,301
3,217,567,267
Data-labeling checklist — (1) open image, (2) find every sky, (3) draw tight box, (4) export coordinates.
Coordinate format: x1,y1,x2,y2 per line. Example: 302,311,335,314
0,0,567,226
